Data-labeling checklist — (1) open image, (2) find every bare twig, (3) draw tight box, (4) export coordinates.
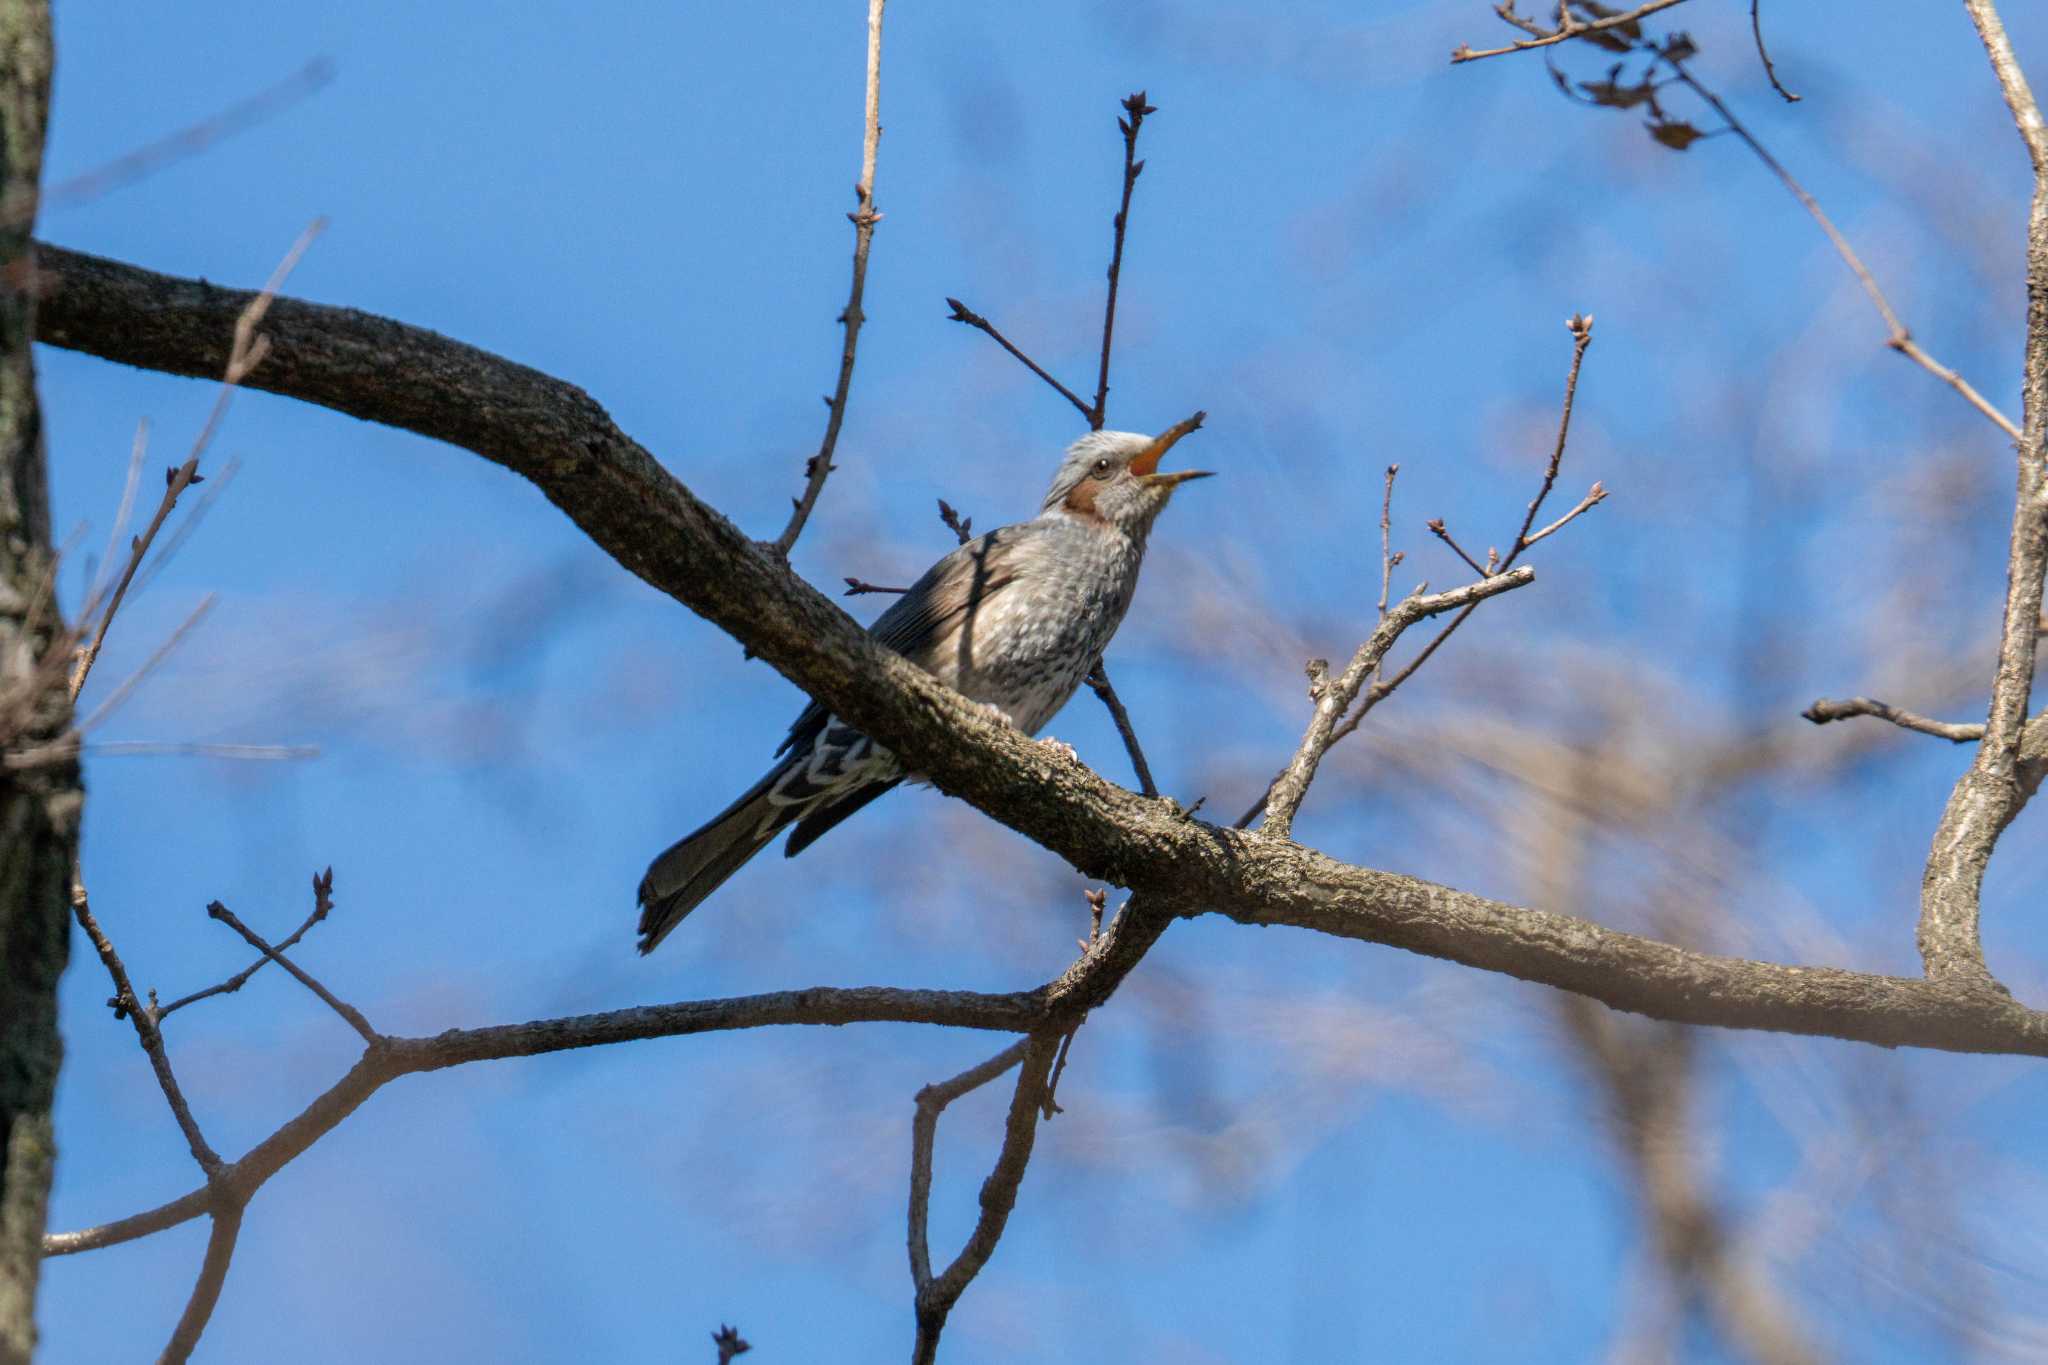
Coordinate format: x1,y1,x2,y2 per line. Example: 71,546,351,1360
1524,481,1608,548
68,874,221,1176
1509,313,1595,559
1259,568,1537,840
1653,47,2022,443
206,900,379,1044
1085,656,1157,798
1749,0,1801,103
774,0,887,554
3,740,318,769
1425,517,1490,578
910,1033,1058,1365
937,497,973,545
82,417,148,619
1451,0,1693,63
68,222,321,702
1802,697,1985,744
843,576,909,597
74,591,215,733
943,297,1092,421
712,1324,752,1363
1091,92,1156,429
1233,313,1604,829
159,869,336,1022
66,458,203,702
158,1201,242,1365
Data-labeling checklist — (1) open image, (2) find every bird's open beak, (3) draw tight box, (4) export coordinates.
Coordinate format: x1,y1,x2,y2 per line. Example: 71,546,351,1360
1131,409,1213,487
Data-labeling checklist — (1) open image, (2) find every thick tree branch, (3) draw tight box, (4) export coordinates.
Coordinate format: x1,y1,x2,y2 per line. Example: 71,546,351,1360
30,244,2048,1062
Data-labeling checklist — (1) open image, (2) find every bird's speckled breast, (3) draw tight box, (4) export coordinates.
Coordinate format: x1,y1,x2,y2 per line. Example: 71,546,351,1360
935,514,1143,735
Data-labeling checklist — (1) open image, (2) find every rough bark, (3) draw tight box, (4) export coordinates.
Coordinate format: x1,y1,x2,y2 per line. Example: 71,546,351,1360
0,5,69,1361
27,242,2048,1061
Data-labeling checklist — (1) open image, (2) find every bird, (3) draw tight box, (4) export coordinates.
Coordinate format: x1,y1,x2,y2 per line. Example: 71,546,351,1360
634,411,1211,954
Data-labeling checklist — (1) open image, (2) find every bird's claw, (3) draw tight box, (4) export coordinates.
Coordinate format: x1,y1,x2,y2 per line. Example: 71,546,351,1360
1037,736,1079,763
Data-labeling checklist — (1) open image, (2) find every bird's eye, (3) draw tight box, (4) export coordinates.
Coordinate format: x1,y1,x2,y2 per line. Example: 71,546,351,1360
1091,458,1112,478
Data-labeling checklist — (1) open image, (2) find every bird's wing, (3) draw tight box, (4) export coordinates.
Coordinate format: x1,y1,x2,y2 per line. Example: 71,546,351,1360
864,526,1023,669
773,524,1028,759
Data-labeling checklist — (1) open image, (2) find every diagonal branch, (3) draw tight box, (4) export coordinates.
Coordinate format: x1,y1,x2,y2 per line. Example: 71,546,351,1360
1655,50,2022,444
774,0,887,554
159,868,335,1021
31,244,2048,1067
1084,657,1157,798
911,1032,1059,1364
205,899,378,1044
1260,568,1536,840
943,298,1092,421
1911,0,2048,984
68,874,221,1178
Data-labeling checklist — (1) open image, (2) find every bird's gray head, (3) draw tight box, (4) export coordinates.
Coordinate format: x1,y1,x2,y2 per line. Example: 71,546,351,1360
1040,411,1211,537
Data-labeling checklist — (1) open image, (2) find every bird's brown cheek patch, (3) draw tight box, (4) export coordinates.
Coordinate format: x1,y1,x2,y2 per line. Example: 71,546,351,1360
1062,476,1106,522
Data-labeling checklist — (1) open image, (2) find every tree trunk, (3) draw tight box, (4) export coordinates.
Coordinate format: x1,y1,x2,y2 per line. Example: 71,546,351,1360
0,4,71,1361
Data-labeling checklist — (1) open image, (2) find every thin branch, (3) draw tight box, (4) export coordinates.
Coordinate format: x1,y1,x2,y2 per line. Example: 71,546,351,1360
1084,657,1157,798
843,577,909,596
1802,697,1985,744
1654,49,2023,444
66,458,203,702
74,591,214,733
82,417,148,620
911,1033,1059,1365
1523,481,1608,548
159,869,336,1022
68,221,321,703
2,740,319,769
1424,517,1490,578
68,874,222,1177
906,1038,1031,1292
1508,313,1595,562
205,900,379,1044
1260,568,1537,840
937,497,973,546
1965,0,2048,179
158,1202,242,1365
1231,312,1606,828
1749,0,1801,103
943,298,1092,421
1091,92,1156,429
1451,0,1693,63
712,1324,752,1363
1914,0,2048,983
773,0,887,554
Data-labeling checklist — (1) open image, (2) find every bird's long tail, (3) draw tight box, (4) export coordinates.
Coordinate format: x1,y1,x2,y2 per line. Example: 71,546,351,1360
636,763,798,955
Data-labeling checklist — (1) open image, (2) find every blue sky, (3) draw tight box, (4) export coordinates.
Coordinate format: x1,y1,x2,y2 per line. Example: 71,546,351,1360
30,2,2048,1361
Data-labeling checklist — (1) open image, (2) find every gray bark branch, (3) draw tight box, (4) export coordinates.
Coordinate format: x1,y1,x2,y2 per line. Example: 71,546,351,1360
26,242,2048,1066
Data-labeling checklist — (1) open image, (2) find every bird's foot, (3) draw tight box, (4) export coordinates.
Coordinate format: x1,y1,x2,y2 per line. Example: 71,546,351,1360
1037,735,1079,764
